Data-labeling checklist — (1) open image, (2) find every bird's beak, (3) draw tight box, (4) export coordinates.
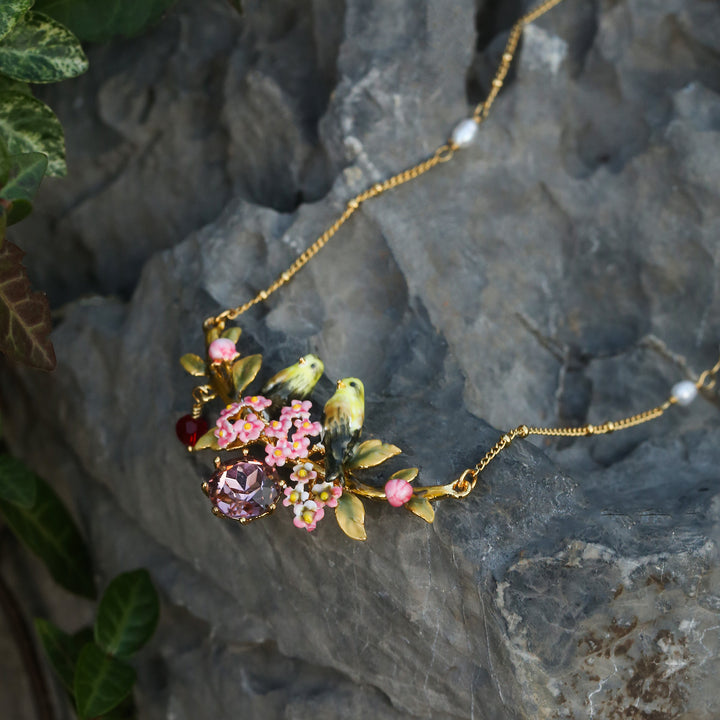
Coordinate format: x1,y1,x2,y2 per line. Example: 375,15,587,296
298,356,306,364
336,380,346,389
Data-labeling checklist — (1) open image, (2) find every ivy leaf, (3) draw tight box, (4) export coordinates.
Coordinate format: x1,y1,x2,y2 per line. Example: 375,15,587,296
94,569,160,658
33,0,178,44
405,496,435,523
232,354,262,397
335,492,367,541
0,472,95,598
220,326,242,344
74,642,136,720
0,134,10,187
0,240,56,370
179,353,206,377
1,151,48,225
0,0,33,42
0,74,30,95
34,618,82,693
345,439,402,470
0,453,37,508
389,467,418,483
0,91,66,176
0,12,88,84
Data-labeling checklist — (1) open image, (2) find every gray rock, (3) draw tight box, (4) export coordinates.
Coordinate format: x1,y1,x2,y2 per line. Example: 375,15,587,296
3,0,720,718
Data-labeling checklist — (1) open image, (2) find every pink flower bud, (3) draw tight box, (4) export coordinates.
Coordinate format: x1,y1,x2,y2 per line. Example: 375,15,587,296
208,338,238,362
385,478,414,507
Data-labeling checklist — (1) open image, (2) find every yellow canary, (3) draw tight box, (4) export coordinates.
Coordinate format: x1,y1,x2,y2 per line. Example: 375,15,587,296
322,378,365,484
261,354,324,403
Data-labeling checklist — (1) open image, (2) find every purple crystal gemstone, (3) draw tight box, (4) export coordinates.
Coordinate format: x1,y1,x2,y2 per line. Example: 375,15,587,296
207,460,280,521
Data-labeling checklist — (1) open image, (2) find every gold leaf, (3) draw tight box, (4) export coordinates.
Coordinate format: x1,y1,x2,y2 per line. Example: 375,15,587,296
221,326,242,343
205,326,221,344
389,467,418,482
193,428,218,451
345,439,402,470
232,354,262,396
335,492,367,541
406,496,434,523
179,353,207,376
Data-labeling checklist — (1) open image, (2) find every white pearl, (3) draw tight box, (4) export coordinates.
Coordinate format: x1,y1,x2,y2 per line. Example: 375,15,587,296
451,119,478,148
671,380,698,406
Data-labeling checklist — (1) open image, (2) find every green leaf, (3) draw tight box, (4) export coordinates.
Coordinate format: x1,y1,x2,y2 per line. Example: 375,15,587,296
0,240,56,369
0,12,88,84
103,694,137,720
0,0,33,42
232,354,262,396
94,569,159,658
335,492,367,541
389,467,418,483
0,74,30,94
179,353,206,377
0,91,66,176
1,152,48,225
33,0,178,43
220,326,242,343
193,427,218,451
74,642,136,720
405,496,435,523
0,134,10,186
345,439,402,470
34,618,81,693
0,453,37,507
0,472,95,597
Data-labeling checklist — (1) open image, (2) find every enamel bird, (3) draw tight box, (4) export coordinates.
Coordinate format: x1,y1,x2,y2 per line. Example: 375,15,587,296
322,377,365,485
261,354,324,405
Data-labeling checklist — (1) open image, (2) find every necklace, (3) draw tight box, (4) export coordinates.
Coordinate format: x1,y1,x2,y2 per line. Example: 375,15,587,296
174,0,720,540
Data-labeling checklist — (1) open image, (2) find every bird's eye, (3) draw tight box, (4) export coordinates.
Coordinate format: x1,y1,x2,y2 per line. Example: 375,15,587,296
349,381,357,387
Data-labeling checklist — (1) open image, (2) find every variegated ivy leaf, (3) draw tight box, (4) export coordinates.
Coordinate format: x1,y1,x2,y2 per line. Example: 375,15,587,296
0,91,66,176
0,151,48,225
220,326,242,344
0,12,88,84
335,492,366,541
0,0,32,42
389,467,418,483
193,428,218,451
179,353,206,377
405,496,434,523
232,354,262,397
345,439,401,470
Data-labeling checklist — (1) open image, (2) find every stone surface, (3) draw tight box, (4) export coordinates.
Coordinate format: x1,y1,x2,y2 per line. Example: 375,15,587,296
2,0,720,718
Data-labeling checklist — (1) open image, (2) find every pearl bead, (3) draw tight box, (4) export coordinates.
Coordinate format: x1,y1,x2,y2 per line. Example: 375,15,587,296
451,119,478,148
671,380,698,406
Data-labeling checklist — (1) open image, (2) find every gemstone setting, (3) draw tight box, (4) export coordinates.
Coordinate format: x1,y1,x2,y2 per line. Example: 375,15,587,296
206,460,281,521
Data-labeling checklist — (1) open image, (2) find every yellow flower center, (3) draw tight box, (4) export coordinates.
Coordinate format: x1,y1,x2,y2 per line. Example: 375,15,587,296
320,490,330,501
251,396,258,402
302,510,315,524
297,469,307,479
289,491,299,503
274,449,283,457
243,423,252,431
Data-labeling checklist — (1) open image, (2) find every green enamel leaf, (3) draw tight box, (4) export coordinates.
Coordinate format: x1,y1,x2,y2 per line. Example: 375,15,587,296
0,453,37,508
1,152,48,225
34,618,83,693
220,326,242,343
192,427,218,451
405,496,435,523
179,353,206,376
74,642,136,720
389,467,418,483
335,492,366,541
0,12,89,84
232,353,262,396
0,91,66,176
345,439,402,470
0,472,95,597
94,569,159,658
33,0,177,44
0,0,33,42
205,325,220,344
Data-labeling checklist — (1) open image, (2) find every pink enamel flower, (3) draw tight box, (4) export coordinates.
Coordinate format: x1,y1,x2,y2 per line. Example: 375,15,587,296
281,399,312,420
242,395,272,412
293,418,322,437
265,439,292,467
235,413,264,443
208,338,239,363
283,482,309,508
287,434,311,459
311,482,342,508
290,462,317,484
293,500,325,531
265,417,291,440
385,478,414,507
214,418,238,449
219,402,243,421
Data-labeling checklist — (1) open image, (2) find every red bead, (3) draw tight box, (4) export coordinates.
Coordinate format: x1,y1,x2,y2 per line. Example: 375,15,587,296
176,414,208,446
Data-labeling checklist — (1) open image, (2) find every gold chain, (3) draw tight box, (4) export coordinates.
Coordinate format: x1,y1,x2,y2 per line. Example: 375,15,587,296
203,0,720,498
